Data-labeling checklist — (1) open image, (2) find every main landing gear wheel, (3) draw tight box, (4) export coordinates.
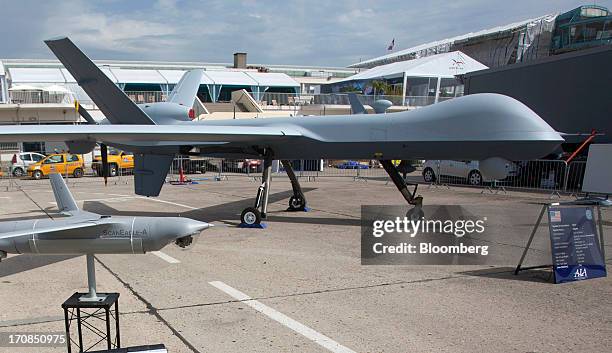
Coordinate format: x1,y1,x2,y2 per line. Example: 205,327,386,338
241,207,262,225
288,195,306,211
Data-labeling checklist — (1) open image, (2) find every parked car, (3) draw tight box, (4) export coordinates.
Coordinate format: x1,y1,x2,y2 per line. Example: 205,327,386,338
27,153,85,179
422,160,518,185
92,150,134,177
335,160,369,169
223,159,262,173
10,152,46,177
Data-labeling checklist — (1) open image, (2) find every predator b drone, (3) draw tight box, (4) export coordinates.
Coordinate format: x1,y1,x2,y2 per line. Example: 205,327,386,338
0,38,565,225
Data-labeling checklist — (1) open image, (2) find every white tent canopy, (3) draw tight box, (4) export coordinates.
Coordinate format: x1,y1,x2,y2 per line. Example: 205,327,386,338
203,71,258,86
111,68,168,84
342,51,488,82
157,69,188,84
8,68,67,83
43,84,72,93
8,84,42,91
5,66,300,103
245,72,299,87
7,66,299,87
337,51,488,106
60,67,118,84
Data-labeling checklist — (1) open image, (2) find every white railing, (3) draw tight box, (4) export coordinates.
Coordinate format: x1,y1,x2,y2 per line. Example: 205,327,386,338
259,93,436,108
124,91,167,104
8,91,74,104
5,89,449,109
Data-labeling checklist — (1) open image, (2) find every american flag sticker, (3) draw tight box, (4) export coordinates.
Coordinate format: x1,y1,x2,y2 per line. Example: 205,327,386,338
549,210,561,222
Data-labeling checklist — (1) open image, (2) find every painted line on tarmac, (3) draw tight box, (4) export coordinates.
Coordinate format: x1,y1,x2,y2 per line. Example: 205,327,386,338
86,192,131,197
151,251,181,264
138,197,198,210
209,281,356,353
48,196,137,205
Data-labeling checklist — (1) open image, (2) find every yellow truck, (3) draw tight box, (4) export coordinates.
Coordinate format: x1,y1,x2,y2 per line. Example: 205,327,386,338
92,150,134,177
28,153,85,179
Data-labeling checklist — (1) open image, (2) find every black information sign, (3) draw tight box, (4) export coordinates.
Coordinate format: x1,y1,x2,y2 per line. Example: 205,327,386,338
548,206,606,284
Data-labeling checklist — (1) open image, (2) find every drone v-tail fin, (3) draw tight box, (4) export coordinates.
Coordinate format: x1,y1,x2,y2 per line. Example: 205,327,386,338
167,69,204,108
50,173,79,214
348,93,367,114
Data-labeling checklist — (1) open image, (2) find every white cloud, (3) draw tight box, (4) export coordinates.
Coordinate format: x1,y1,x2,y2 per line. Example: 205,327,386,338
337,8,375,24
1,0,609,65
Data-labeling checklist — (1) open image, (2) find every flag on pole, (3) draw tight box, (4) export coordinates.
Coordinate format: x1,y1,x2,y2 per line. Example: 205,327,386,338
387,38,395,51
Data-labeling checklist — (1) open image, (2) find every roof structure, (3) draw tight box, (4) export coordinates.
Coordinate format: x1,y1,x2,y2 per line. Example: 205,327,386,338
339,51,488,82
109,68,167,84
350,14,558,69
244,72,300,87
6,66,299,88
202,70,258,86
7,68,66,83
156,69,186,84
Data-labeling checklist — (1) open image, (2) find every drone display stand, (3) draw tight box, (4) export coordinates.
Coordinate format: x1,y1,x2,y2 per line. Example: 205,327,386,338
62,254,120,352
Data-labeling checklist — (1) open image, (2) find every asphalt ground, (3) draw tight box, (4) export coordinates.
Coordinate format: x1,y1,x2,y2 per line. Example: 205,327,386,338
0,175,610,353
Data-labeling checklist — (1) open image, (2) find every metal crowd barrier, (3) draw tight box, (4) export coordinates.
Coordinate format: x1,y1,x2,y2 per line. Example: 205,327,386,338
422,159,588,195
163,157,589,194
0,157,590,196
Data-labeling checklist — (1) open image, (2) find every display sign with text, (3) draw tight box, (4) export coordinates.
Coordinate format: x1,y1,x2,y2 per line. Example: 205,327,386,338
548,206,606,284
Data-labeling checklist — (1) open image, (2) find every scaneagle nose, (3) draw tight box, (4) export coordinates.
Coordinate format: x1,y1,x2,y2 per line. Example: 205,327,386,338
169,218,212,250
181,218,212,235
142,217,212,252
157,217,212,236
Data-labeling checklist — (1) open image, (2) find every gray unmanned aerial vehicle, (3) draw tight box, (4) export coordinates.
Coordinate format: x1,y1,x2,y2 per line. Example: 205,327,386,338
0,174,209,258
0,174,210,300
0,37,565,225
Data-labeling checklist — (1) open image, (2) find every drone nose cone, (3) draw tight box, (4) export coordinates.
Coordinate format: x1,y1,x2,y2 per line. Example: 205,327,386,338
181,218,212,234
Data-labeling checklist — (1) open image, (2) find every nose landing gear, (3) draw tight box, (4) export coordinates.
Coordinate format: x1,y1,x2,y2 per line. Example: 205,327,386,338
281,160,309,212
380,160,424,220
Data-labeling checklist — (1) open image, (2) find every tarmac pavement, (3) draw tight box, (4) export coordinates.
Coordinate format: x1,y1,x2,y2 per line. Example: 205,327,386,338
0,175,610,352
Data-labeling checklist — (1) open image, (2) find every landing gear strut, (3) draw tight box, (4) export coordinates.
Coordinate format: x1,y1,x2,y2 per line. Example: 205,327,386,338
240,152,273,226
281,160,308,211
380,160,424,220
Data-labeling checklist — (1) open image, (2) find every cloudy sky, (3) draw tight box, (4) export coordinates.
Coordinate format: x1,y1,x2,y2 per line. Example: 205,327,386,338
1,0,609,66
